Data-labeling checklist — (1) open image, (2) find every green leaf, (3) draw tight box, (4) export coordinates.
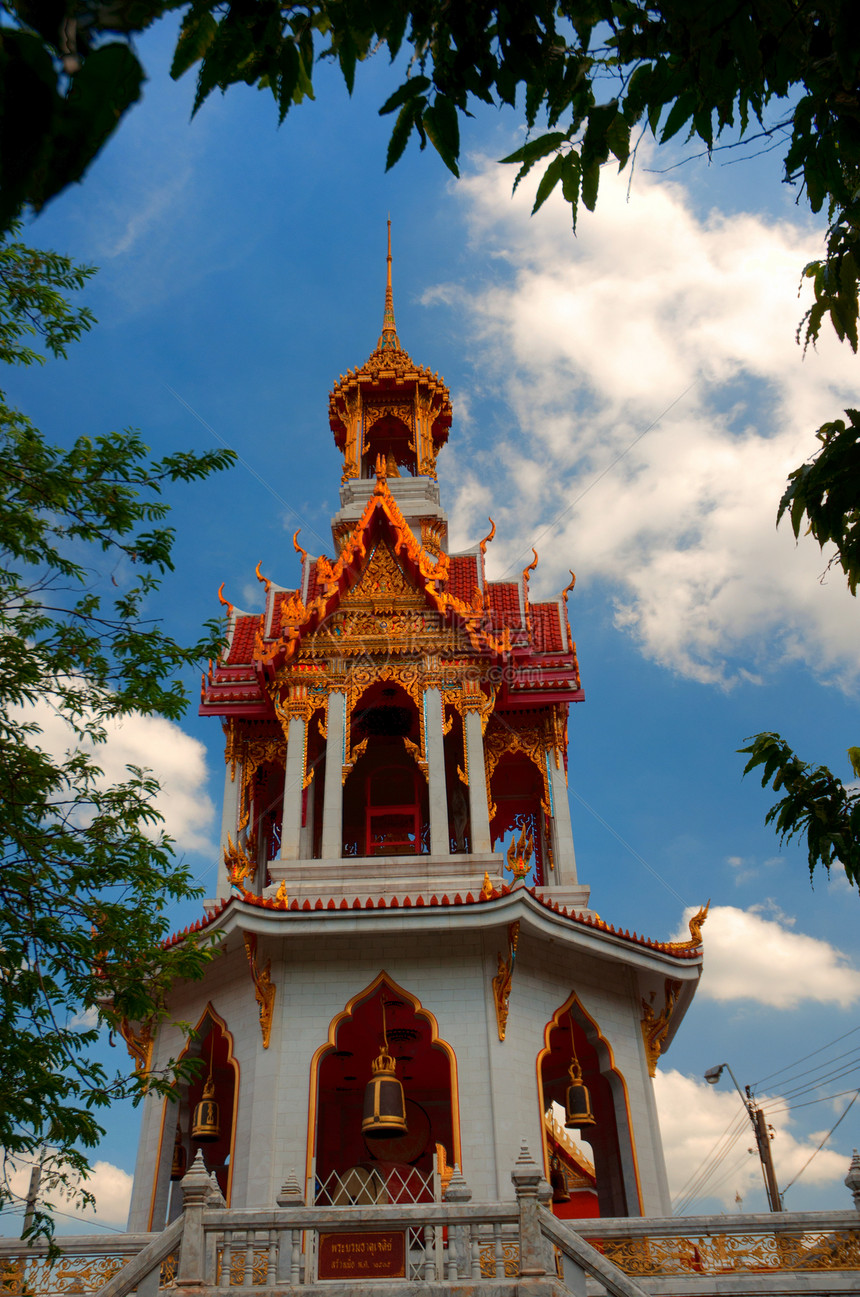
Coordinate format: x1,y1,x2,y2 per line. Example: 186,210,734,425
385,98,425,171
170,9,218,80
659,92,695,145
32,44,144,212
606,113,630,167
581,157,600,211
379,75,432,117
740,733,860,890
499,131,567,166
532,153,564,214
423,95,460,177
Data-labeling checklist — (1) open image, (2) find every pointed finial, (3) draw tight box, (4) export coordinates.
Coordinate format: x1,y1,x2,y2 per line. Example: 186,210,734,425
378,219,401,353
479,518,496,556
845,1148,860,1209
277,1168,305,1207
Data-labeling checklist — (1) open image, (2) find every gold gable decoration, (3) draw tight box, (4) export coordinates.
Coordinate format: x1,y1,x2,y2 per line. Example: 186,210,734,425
341,541,418,606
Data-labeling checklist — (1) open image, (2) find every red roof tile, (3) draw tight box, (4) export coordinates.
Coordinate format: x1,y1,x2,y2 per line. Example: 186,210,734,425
532,603,564,653
448,554,479,602
162,887,699,962
227,615,261,664
306,561,323,603
487,582,522,630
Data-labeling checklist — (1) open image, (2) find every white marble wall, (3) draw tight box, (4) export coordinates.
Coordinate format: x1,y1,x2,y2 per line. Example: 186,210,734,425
128,919,671,1228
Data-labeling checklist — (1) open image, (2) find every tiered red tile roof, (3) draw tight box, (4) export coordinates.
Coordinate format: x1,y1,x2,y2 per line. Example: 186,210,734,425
200,473,583,719
163,886,701,962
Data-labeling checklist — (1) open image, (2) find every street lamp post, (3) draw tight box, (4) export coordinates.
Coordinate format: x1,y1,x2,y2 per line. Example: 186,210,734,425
705,1062,782,1212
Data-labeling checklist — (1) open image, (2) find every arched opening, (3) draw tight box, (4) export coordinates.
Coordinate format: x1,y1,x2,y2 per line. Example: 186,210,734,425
303,707,326,860
489,750,547,886
309,974,459,1205
150,1005,239,1227
537,995,641,1218
251,758,284,874
361,414,416,477
341,683,429,857
444,709,470,853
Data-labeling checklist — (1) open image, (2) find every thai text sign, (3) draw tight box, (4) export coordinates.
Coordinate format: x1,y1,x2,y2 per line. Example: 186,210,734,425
318,1230,406,1280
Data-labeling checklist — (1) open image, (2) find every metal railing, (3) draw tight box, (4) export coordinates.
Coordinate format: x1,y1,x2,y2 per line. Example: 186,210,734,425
0,1148,858,1296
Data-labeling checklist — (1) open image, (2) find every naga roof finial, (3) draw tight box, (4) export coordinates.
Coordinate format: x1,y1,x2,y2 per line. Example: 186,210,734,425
378,217,401,353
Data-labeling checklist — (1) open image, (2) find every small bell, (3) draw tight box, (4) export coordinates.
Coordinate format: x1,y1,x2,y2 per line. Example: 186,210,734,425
171,1122,187,1180
564,1057,595,1129
550,1153,570,1204
362,1047,408,1139
192,1074,221,1143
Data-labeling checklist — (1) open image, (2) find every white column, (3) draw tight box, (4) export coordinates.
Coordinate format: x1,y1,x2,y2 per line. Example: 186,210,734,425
548,754,577,883
321,691,346,859
423,687,449,856
280,714,307,861
218,759,241,898
464,707,492,853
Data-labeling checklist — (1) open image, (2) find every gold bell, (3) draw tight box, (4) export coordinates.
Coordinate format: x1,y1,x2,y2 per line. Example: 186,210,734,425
361,1048,407,1139
191,1074,221,1143
171,1122,187,1180
550,1154,570,1204
564,1058,595,1129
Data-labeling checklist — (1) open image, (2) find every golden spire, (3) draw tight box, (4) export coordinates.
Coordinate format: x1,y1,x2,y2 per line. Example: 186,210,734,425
378,218,401,352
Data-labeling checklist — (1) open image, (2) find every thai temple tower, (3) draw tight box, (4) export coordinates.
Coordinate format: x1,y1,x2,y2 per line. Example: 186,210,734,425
126,230,704,1236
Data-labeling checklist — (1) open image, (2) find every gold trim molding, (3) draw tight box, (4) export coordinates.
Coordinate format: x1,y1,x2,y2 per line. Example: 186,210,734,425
492,921,520,1042
244,933,276,1049
640,978,682,1078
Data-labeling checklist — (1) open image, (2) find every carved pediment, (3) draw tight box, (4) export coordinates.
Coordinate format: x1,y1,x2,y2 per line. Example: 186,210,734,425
341,541,423,609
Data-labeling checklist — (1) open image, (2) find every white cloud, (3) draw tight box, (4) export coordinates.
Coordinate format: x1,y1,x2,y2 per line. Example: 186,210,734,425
69,1005,100,1030
24,698,216,855
6,1156,133,1229
655,1069,851,1211
70,1161,134,1227
434,155,860,689
675,904,860,1008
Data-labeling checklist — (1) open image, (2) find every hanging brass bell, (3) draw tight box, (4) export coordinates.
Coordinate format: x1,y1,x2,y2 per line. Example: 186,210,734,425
361,1048,408,1139
192,1074,221,1142
564,1059,595,1129
171,1122,187,1180
550,1154,570,1204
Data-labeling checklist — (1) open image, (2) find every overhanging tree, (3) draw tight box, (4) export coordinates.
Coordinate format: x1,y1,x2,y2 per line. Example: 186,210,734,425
0,226,235,1238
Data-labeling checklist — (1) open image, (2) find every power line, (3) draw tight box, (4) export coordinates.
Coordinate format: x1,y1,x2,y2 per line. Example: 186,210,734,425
673,1112,749,1214
762,1059,860,1106
751,1025,860,1088
781,1090,860,1198
672,1109,747,1206
752,1045,860,1096
762,1085,860,1117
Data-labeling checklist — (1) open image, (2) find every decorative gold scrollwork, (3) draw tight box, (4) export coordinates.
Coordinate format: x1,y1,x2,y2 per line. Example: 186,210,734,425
1,1254,132,1294
243,933,276,1049
599,1228,860,1275
118,1016,154,1076
225,832,257,887
505,825,534,882
640,978,682,1078
492,921,520,1042
665,900,710,953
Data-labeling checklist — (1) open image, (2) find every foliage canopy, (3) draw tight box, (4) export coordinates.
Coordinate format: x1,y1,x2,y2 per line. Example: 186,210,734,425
0,226,234,1238
740,735,860,890
2,0,859,356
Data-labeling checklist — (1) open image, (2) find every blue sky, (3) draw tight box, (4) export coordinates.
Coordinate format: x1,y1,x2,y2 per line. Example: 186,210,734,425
4,13,860,1231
